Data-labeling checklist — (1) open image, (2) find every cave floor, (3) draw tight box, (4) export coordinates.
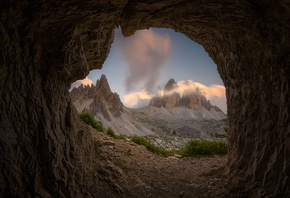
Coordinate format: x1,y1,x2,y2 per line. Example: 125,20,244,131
89,126,228,198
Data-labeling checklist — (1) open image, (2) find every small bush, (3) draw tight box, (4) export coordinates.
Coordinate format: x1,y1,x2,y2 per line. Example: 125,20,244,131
131,135,172,157
107,127,127,140
179,139,228,157
115,134,127,140
79,112,104,132
107,127,115,137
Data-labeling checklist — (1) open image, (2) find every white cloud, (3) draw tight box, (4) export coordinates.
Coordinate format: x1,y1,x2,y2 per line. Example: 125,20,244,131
123,89,153,108
123,80,227,113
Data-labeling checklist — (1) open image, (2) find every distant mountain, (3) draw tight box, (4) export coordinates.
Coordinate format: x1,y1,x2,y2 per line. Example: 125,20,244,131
150,78,224,113
70,75,154,136
70,75,227,138
70,75,123,121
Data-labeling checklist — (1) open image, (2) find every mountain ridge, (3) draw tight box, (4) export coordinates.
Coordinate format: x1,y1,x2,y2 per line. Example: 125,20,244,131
150,78,224,113
70,75,227,138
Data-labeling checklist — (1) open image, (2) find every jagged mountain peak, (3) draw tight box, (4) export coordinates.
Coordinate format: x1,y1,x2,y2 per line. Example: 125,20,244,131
96,74,111,92
164,78,177,92
70,76,226,138
70,75,123,121
150,78,224,113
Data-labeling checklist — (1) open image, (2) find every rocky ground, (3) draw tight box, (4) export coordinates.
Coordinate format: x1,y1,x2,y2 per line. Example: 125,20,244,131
88,125,228,198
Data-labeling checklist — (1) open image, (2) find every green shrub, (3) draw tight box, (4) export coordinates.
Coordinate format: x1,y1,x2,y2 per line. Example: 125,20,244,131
179,139,228,157
106,127,127,140
115,134,127,140
131,135,172,157
79,112,104,132
107,127,115,137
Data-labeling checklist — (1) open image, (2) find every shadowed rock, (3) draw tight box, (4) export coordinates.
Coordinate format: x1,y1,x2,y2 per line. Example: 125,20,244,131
0,1,289,197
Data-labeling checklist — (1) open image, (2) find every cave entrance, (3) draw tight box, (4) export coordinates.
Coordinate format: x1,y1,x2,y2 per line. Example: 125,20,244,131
70,27,228,140
69,27,229,196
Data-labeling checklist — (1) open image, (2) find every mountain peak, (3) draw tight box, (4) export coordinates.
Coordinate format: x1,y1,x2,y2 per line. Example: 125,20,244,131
96,74,111,92
150,78,224,112
164,78,177,92
70,75,123,121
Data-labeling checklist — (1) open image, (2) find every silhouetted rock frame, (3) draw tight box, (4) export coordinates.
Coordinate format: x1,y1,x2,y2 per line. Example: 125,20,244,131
0,0,289,197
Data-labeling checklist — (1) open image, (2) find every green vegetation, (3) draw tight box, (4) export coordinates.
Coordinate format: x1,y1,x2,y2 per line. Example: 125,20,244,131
80,112,227,158
212,133,227,138
106,127,127,140
179,139,227,157
79,112,104,132
131,135,173,157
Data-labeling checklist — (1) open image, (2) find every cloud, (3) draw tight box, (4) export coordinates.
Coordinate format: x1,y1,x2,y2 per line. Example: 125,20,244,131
70,77,93,91
116,29,171,92
123,80,227,113
163,80,225,99
173,80,226,113
123,89,153,108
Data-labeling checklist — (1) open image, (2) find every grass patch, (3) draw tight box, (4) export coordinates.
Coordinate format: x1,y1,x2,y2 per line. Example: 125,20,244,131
106,127,127,140
131,135,173,157
179,139,227,157
79,112,104,132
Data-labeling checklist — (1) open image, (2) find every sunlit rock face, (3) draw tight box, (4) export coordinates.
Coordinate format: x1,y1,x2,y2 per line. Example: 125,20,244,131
151,78,222,112
0,0,289,197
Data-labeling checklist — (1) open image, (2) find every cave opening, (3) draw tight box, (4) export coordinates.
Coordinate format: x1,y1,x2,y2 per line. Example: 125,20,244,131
70,27,228,138
68,27,229,196
1,1,289,197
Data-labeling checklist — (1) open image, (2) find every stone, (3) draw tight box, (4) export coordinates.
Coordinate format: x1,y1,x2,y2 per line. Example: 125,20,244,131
174,154,183,158
179,191,184,197
127,149,133,155
102,140,116,146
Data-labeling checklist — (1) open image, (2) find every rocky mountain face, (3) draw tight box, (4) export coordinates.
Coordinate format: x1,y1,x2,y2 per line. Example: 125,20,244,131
70,75,123,121
70,76,227,139
70,75,156,136
150,78,223,112
1,1,289,197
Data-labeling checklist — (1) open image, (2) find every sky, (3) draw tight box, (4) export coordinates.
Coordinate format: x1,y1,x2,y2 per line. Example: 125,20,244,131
71,28,227,113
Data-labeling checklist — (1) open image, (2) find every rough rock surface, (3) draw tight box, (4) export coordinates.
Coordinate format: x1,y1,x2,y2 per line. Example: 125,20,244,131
0,0,289,197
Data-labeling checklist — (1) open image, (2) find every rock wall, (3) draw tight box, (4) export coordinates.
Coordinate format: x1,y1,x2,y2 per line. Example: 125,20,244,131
1,0,289,197
0,1,123,197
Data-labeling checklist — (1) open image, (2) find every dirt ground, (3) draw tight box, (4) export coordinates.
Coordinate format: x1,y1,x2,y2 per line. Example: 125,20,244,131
90,127,228,198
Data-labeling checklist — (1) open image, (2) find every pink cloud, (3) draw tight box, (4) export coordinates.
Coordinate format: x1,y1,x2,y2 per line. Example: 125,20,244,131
124,80,227,113
117,29,171,92
71,77,93,89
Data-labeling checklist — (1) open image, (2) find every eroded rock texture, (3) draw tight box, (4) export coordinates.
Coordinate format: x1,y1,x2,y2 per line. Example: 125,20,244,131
0,0,289,197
